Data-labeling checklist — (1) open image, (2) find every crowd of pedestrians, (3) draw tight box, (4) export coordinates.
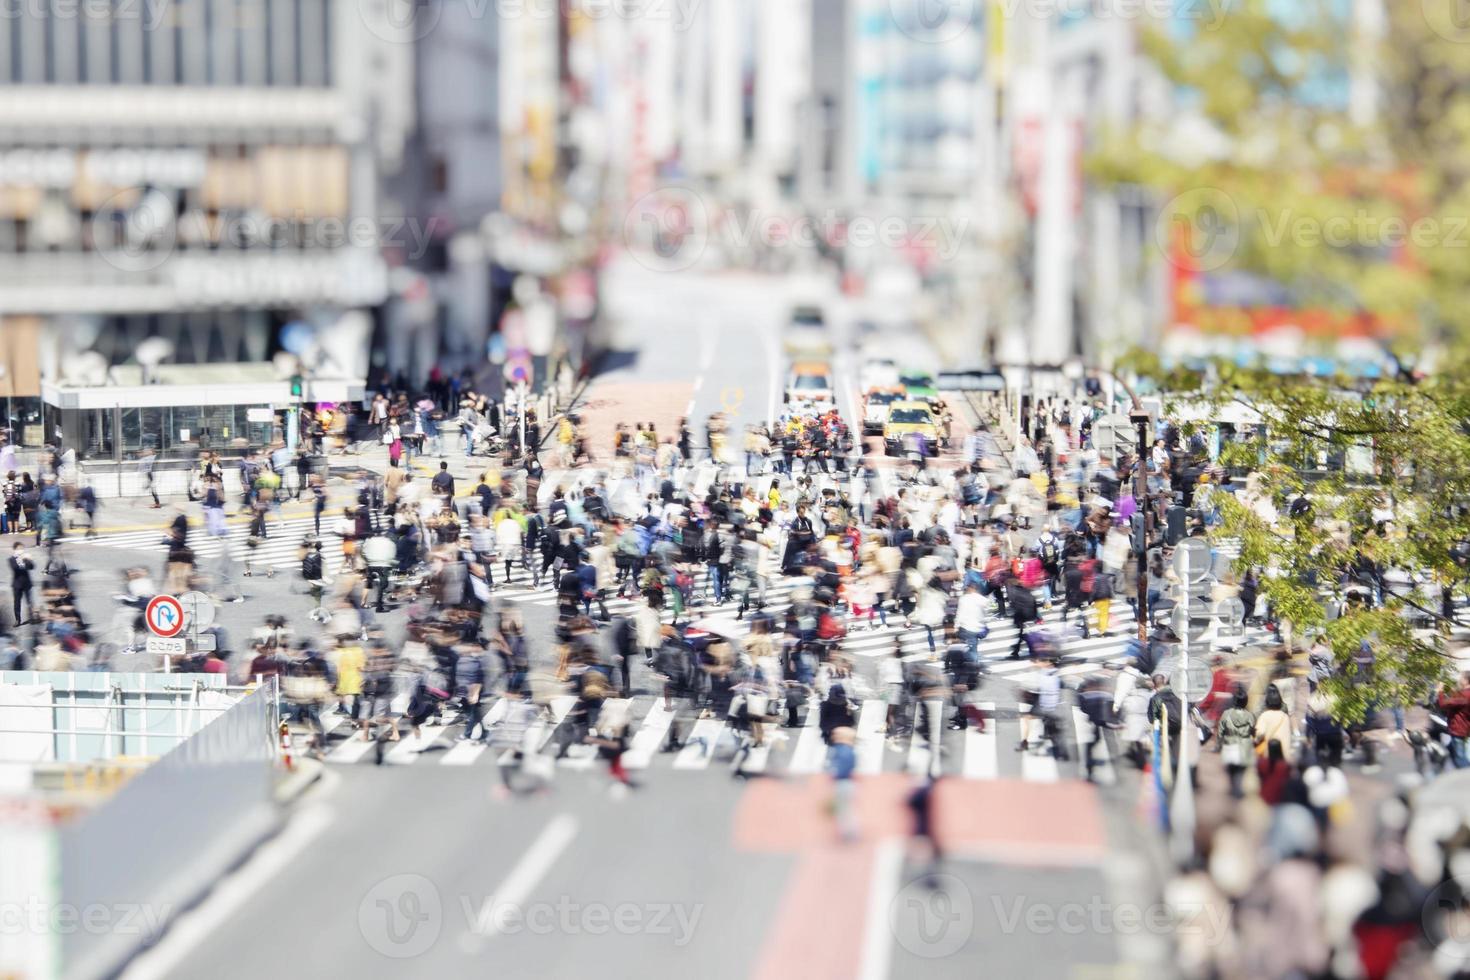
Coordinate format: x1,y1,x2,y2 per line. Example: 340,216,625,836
4,375,1470,977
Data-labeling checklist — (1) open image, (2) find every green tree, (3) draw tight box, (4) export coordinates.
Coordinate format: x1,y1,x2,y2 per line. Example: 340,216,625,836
1128,353,1469,722
1089,0,1470,347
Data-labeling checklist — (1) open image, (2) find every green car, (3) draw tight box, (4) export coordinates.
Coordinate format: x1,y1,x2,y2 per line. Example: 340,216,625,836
899,372,937,402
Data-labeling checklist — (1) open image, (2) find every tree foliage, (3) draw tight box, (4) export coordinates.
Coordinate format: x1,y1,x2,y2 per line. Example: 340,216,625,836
1088,0,1470,346
1127,352,1470,722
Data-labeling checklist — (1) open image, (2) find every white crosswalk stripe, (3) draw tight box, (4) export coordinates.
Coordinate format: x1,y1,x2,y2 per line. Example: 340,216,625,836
69,514,350,576
305,688,1149,786
495,563,1148,673
963,703,997,779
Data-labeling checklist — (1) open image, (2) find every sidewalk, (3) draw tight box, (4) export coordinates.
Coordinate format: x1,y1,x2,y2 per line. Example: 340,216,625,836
58,443,499,535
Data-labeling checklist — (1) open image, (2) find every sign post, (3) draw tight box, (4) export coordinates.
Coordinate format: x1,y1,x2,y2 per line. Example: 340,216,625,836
1168,537,1216,863
144,594,185,673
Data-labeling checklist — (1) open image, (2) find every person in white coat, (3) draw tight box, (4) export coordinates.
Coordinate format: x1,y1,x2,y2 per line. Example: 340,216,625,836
495,511,524,584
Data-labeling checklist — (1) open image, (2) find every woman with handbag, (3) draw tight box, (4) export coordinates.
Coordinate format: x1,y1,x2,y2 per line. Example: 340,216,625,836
1253,683,1295,762
385,420,402,468
1216,686,1255,799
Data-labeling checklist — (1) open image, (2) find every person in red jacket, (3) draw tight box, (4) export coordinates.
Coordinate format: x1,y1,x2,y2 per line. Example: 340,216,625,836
1437,671,1470,769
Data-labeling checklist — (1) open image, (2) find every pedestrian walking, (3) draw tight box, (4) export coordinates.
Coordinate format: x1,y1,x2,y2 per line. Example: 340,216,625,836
9,542,35,626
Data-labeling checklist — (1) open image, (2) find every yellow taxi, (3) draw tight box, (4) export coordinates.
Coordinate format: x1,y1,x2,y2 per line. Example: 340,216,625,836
882,400,940,457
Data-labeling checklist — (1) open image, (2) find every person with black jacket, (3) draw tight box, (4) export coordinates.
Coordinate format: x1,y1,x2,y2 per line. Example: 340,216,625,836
819,683,856,744
1147,673,1184,775
1005,573,1039,657
782,503,815,573
9,543,35,627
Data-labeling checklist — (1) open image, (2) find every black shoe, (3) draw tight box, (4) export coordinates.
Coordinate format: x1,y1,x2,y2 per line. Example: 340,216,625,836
1015,740,1029,752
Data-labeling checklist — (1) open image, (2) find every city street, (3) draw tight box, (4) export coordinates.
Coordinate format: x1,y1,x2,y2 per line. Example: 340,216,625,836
6,3,1470,977
0,266,1387,980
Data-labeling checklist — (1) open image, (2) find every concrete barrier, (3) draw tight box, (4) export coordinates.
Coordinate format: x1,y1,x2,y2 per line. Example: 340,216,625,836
0,680,280,980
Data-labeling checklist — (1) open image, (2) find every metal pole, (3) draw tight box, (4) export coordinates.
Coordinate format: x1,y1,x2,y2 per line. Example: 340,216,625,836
116,402,123,499
1170,613,1196,863
1133,411,1151,641
518,381,527,456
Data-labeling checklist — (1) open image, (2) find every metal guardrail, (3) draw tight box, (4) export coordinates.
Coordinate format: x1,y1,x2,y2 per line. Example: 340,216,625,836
0,672,248,765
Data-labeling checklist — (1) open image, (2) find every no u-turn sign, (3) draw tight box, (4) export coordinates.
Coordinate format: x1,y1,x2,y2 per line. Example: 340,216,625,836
145,595,185,637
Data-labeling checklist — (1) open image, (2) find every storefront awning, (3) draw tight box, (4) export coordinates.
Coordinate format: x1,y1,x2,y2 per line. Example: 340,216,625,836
42,363,362,411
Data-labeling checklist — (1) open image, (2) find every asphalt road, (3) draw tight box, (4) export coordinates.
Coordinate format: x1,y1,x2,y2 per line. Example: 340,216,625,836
70,265,1170,980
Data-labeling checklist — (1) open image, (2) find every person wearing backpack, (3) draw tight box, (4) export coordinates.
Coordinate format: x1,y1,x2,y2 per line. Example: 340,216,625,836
301,541,329,621
1005,572,1038,658
1091,568,1115,635
1216,686,1255,799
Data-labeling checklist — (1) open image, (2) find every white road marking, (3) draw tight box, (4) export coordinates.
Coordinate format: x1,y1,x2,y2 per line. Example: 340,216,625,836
468,814,580,938
383,723,447,765
786,699,828,774
855,699,887,775
440,700,509,766
120,801,337,980
325,732,378,764
672,717,726,769
962,702,997,779
857,838,905,980
623,700,678,769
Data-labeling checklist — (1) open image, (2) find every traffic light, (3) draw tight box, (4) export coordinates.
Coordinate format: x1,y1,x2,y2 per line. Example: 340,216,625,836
290,374,303,398
1131,513,1147,554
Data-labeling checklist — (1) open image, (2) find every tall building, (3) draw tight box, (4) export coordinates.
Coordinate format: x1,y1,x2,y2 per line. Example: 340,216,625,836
0,0,411,459
380,0,503,385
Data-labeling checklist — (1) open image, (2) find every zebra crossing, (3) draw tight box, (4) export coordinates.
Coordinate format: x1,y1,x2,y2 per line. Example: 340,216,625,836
303,690,1137,786
67,513,347,575
495,562,1147,669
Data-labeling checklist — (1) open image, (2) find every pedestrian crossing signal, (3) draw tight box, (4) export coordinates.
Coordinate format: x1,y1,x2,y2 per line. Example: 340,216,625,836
290,374,303,397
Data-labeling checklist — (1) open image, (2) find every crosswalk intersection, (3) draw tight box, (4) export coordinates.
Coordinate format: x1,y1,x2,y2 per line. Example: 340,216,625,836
66,513,348,576
302,689,1134,787
494,562,1148,667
